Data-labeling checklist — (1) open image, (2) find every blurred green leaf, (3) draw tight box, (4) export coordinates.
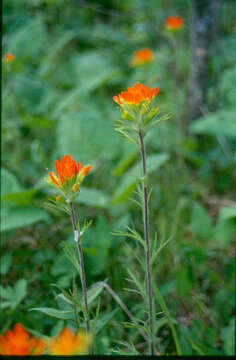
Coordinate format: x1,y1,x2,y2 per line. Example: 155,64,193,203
0,279,27,309
83,216,111,276
75,187,109,208
56,109,121,163
13,74,55,114
51,253,77,277
8,18,47,59
214,218,236,246
14,279,27,305
53,52,120,116
39,32,75,76
190,202,213,240
2,189,37,206
190,109,236,138
218,206,236,222
221,317,235,355
1,206,50,232
1,168,21,197
0,252,12,275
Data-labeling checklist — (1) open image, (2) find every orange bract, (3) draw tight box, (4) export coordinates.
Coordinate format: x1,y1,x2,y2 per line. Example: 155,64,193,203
165,15,183,30
113,83,159,106
132,48,155,66
5,53,15,62
0,323,45,355
48,154,92,187
48,327,91,355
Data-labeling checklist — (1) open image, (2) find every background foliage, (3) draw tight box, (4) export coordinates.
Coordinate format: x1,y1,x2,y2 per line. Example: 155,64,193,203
2,0,235,355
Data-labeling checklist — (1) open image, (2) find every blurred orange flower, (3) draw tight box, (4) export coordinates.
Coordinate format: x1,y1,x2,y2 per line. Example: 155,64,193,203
113,82,159,106
132,48,155,66
165,15,183,30
0,323,45,355
48,327,91,355
46,154,92,197
5,53,15,62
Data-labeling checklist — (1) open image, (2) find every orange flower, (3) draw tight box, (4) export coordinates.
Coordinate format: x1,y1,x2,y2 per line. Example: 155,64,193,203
132,48,155,66
5,53,15,62
165,16,183,30
48,327,91,355
113,83,159,107
0,323,45,355
46,154,92,198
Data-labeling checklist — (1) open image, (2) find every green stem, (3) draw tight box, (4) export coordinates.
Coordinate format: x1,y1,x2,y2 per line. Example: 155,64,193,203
138,131,154,355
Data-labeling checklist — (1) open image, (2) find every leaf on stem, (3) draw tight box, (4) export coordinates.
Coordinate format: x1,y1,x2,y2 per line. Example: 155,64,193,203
62,242,81,275
151,236,173,265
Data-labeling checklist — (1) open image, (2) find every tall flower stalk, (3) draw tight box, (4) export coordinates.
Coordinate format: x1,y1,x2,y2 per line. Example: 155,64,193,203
45,154,92,335
113,83,162,354
138,130,153,354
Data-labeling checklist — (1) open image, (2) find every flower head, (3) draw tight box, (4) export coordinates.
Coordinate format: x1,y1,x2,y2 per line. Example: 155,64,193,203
0,323,45,355
45,154,92,200
48,327,91,355
132,48,155,66
165,16,183,30
113,83,160,134
5,53,15,63
113,83,159,107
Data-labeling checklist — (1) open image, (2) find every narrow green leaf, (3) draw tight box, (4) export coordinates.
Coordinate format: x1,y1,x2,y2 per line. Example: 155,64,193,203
151,236,173,265
51,283,85,314
153,283,181,355
92,309,118,335
127,268,145,298
62,242,81,275
29,307,74,320
86,281,107,307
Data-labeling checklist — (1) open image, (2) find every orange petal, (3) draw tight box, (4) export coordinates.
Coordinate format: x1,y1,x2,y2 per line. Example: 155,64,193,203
82,165,92,177
49,172,60,186
77,162,82,173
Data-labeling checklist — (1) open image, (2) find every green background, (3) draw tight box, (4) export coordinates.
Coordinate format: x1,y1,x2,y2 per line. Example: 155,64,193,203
1,0,235,355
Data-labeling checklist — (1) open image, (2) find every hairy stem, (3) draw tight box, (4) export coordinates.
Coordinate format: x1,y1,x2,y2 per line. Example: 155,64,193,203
69,202,90,334
138,131,154,355
100,282,149,343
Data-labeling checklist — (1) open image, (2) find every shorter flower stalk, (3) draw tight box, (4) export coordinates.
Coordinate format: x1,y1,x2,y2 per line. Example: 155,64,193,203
45,154,92,339
69,201,90,335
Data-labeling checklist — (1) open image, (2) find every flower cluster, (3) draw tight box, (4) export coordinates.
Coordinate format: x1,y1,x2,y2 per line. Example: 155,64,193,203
132,48,155,66
5,53,15,63
113,83,159,132
165,15,183,30
48,327,91,355
45,154,92,200
113,83,159,107
0,323,45,355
